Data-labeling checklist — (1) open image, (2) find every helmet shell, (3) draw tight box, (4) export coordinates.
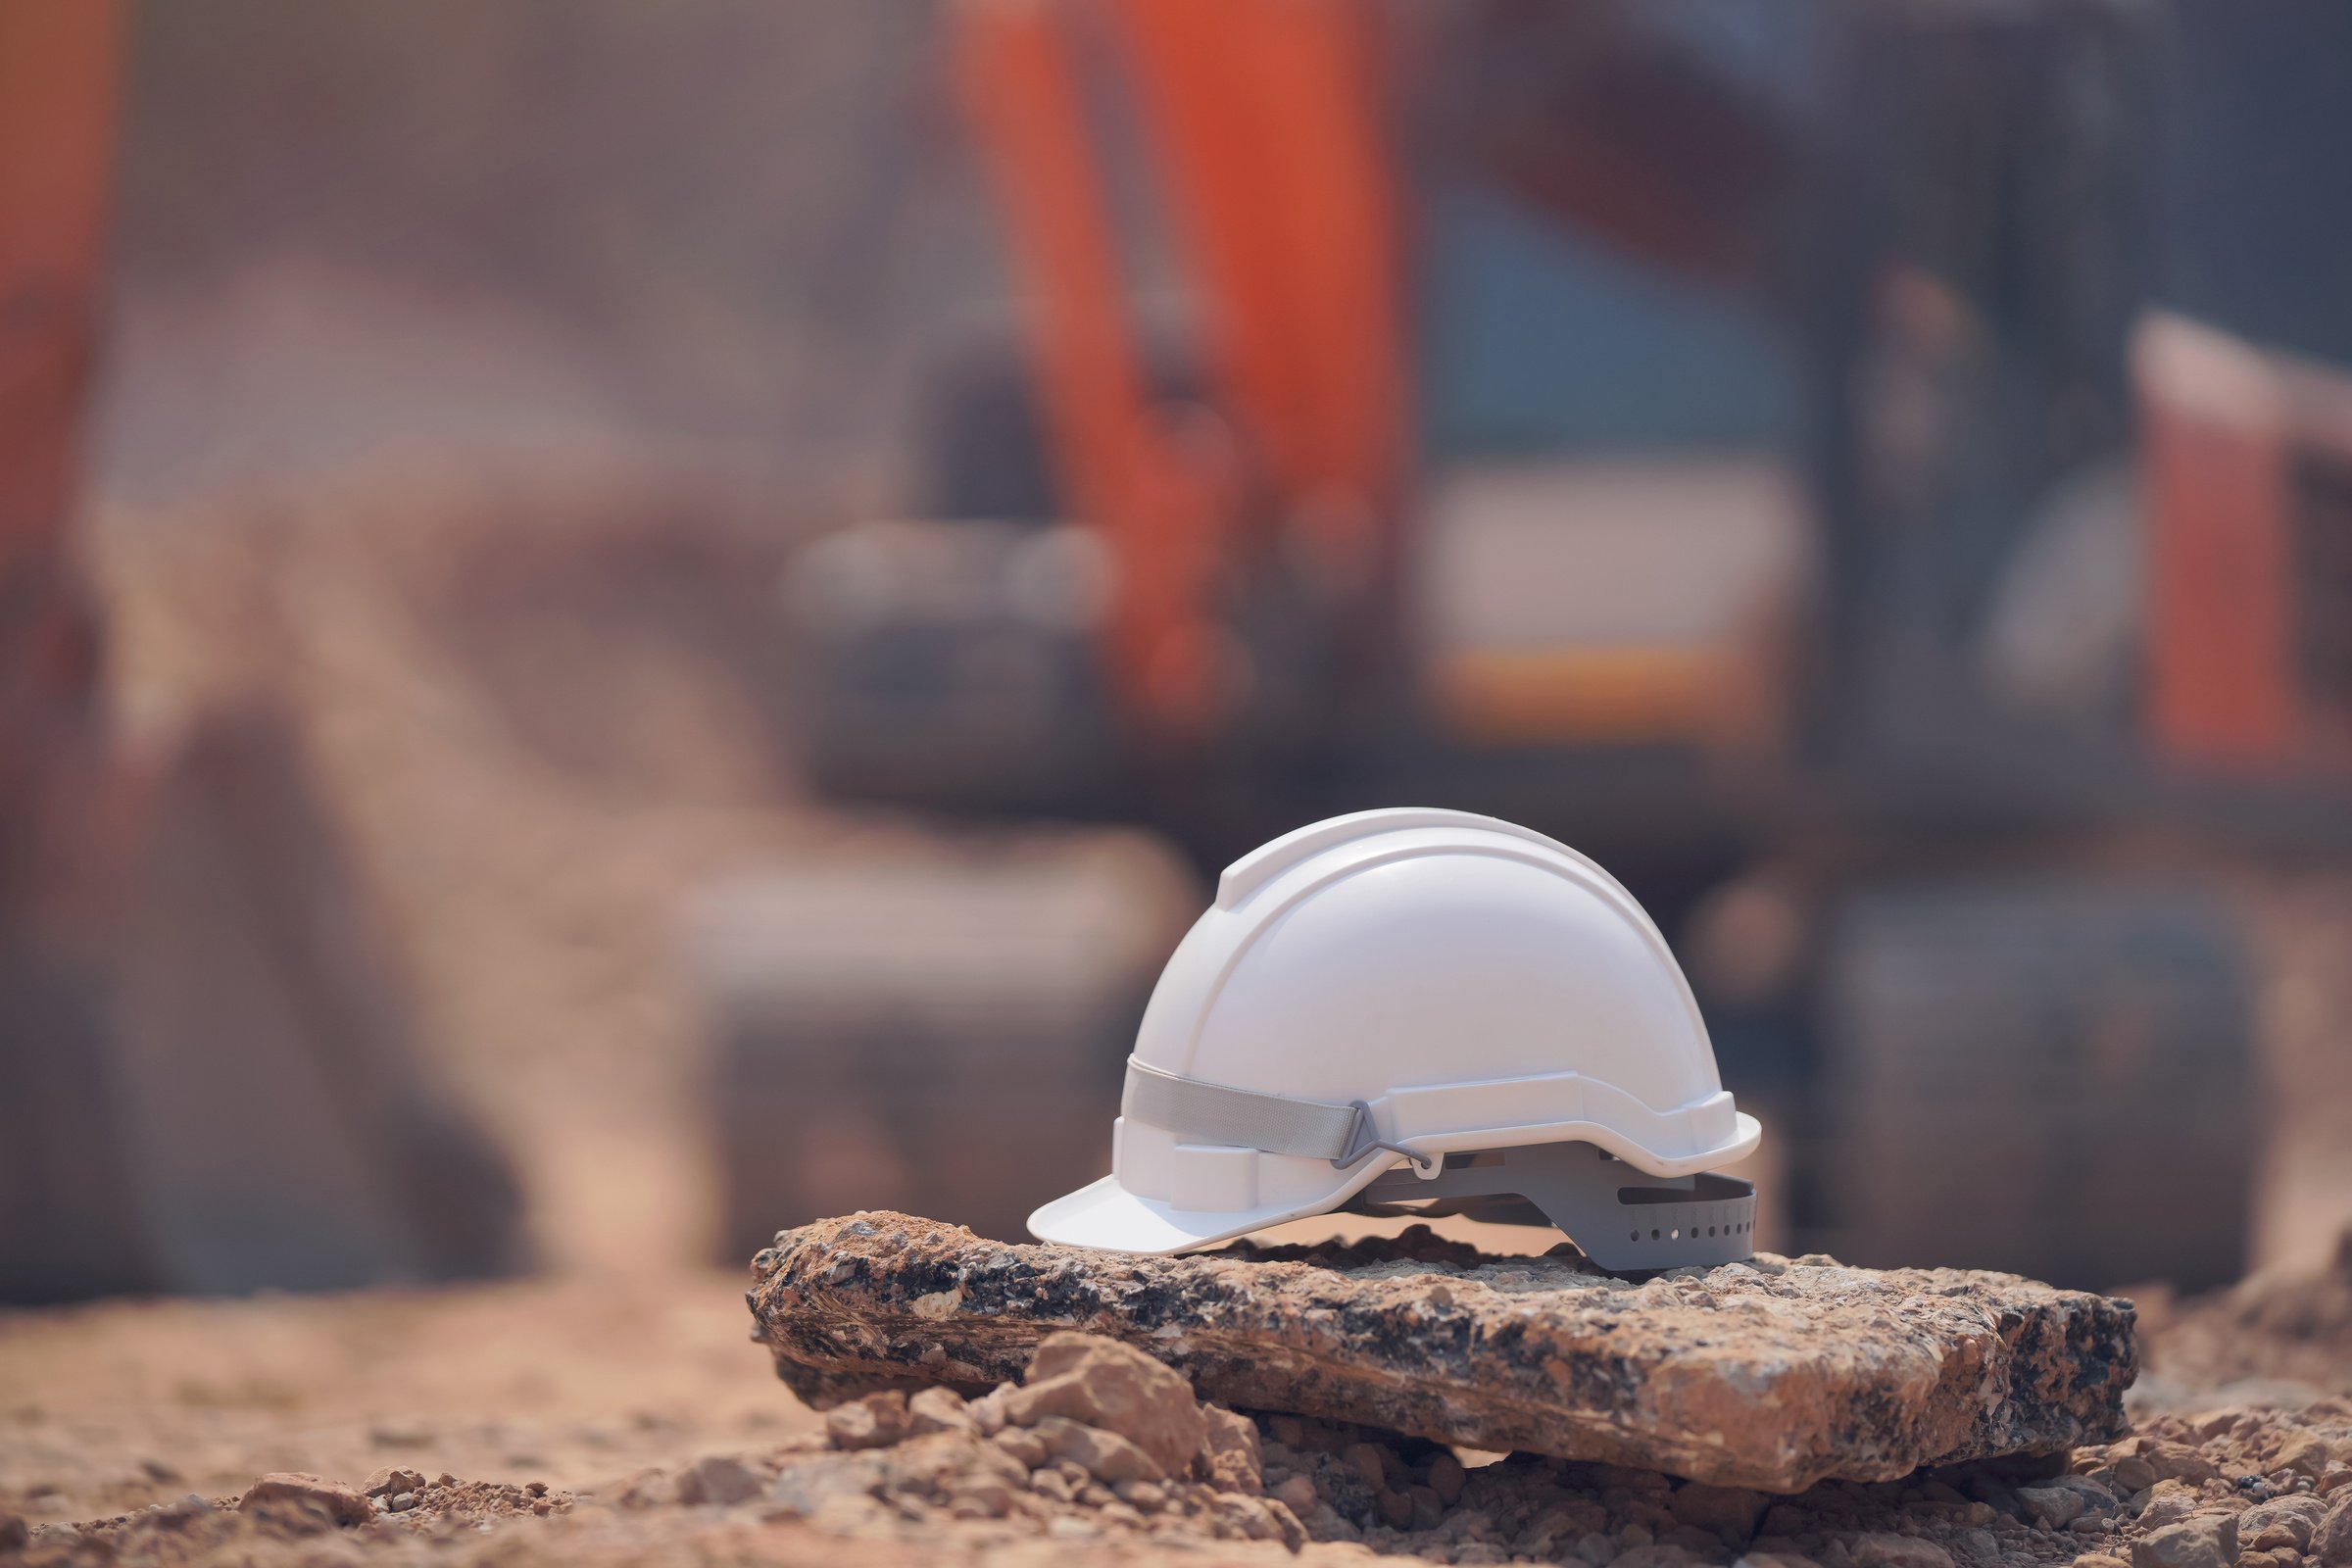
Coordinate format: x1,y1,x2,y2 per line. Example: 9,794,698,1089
1029,808,1759,1251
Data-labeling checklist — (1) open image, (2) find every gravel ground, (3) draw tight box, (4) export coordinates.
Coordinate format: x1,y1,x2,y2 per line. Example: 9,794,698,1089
4,1234,2348,1568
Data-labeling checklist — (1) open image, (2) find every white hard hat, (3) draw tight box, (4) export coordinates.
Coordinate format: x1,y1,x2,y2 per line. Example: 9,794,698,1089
1028,808,1762,1270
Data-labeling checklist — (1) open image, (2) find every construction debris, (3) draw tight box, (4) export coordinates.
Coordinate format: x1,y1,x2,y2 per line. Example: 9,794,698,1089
746,1215,2136,1493
12,1262,2352,1568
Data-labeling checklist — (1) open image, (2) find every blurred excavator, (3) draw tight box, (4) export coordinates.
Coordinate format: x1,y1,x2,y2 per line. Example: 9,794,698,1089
750,0,2352,1288
0,3,522,1301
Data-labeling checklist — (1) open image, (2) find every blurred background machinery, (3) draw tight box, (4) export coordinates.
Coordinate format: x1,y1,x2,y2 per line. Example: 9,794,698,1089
7,0,2351,1303
757,0,2352,1291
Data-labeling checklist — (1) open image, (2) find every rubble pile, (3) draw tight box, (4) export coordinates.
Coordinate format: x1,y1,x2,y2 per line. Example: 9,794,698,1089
8,1324,2350,1568
8,1469,568,1568
9,1226,2351,1568
580,1327,2348,1568
748,1215,2137,1492
611,1331,1309,1548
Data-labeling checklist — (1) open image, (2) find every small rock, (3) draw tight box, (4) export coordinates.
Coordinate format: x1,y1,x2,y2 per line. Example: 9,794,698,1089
2147,1443,2220,1485
2241,1495,2327,1553
2070,1556,2128,1568
0,1514,26,1552
881,1430,1025,1501
363,1467,427,1499
991,1426,1050,1468
388,1493,418,1513
906,1387,976,1438
967,1384,1011,1437
825,1392,908,1451
1003,1333,1205,1479
1430,1451,1468,1504
677,1454,763,1506
1379,1488,1414,1529
1849,1533,1955,1568
1031,1416,1164,1484
2131,1514,2238,1568
2016,1484,2088,1530
946,1476,1014,1519
2049,1473,2119,1507
1738,1555,1822,1568
2139,1480,2201,1531
1272,1474,1319,1515
1198,1403,1262,1494
1675,1483,1768,1539
239,1473,373,1528
2310,1492,2352,1566
764,1453,886,1518
2277,1433,2331,1482
1578,1531,1621,1565
1113,1478,1165,1511
2113,1457,2158,1494
1344,1442,1391,1491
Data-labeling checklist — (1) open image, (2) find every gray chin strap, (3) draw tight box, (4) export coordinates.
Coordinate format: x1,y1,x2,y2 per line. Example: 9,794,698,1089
1122,1060,1755,1273
1345,1140,1755,1274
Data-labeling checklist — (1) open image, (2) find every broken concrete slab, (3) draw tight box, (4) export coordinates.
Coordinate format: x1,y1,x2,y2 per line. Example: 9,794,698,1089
747,1214,2136,1494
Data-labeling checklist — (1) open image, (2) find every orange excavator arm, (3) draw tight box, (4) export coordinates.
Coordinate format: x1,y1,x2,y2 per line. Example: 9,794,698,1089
0,0,123,907
954,0,1409,733
0,0,121,589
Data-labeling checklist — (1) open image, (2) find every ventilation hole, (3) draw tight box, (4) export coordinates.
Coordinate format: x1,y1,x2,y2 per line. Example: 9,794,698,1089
1707,1226,1717,1237
1650,1228,1661,1240
1630,1230,1640,1243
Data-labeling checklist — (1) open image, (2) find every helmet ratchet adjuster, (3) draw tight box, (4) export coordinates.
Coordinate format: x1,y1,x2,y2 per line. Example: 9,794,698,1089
1346,1139,1756,1274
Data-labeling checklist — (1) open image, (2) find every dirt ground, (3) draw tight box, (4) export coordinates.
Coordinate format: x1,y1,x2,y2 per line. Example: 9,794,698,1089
4,1236,2351,1566
0,1268,805,1528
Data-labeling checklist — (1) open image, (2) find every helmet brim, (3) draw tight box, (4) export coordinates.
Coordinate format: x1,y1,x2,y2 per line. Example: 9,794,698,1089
1027,1173,1318,1254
